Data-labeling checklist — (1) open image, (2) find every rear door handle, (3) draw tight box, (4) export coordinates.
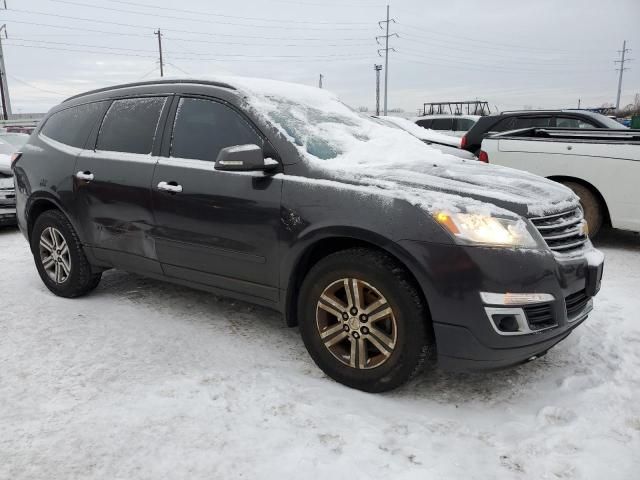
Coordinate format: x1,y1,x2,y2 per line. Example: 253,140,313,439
157,181,183,193
76,171,94,181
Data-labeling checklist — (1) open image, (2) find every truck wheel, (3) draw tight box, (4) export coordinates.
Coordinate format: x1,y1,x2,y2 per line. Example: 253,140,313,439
562,181,604,238
31,210,102,298
298,248,433,392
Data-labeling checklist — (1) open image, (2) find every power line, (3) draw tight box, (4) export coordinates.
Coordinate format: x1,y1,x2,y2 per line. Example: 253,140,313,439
614,40,632,112
395,22,608,54
377,4,396,115
5,15,373,42
3,43,375,63
104,0,372,26
38,1,373,31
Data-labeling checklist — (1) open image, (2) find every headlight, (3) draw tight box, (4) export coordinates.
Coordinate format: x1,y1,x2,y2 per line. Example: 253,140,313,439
434,211,538,248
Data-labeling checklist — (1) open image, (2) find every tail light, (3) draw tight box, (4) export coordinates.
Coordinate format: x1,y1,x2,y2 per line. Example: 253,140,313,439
478,150,489,163
460,134,467,149
10,152,22,169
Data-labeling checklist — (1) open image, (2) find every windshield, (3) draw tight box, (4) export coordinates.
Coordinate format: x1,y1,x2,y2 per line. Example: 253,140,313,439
579,111,628,129
0,133,29,148
258,95,382,160
0,138,16,155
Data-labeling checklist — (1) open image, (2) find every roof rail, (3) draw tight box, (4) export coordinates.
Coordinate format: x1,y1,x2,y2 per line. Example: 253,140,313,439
499,109,563,114
63,78,236,103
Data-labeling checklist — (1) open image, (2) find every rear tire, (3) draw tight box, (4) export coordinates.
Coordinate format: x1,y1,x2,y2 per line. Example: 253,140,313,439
298,248,433,392
31,210,101,298
562,181,604,238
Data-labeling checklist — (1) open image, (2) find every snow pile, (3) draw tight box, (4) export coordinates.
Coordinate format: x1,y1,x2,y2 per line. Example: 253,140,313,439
225,77,577,216
1,229,639,479
378,115,463,147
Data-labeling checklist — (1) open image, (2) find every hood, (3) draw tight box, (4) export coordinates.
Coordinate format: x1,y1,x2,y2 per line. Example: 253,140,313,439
310,139,578,218
218,75,578,218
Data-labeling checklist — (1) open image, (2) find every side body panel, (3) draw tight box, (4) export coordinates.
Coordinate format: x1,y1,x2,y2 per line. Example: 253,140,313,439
482,137,640,232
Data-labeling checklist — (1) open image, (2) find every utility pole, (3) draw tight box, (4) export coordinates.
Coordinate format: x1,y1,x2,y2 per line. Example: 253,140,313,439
154,29,164,77
614,40,632,113
374,64,382,115
578,98,581,109
377,5,397,116
318,74,323,89
0,24,11,120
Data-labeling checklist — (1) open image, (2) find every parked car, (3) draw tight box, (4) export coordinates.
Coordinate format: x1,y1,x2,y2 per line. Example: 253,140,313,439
462,110,626,154
375,116,476,159
13,78,604,392
480,127,640,237
415,114,479,137
0,138,17,225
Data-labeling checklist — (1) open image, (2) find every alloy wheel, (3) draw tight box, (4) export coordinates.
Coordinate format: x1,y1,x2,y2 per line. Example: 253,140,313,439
316,278,397,369
39,226,72,284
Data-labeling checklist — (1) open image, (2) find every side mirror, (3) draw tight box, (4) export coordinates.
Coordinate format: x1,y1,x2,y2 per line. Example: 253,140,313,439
215,144,274,172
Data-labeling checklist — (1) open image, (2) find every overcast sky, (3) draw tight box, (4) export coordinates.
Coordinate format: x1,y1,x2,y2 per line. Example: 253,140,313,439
2,0,639,114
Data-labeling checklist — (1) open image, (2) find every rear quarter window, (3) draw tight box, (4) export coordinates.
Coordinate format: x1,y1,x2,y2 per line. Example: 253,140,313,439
40,102,107,148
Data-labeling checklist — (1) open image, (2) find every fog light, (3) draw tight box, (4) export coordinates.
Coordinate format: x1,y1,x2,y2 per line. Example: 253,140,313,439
480,292,554,306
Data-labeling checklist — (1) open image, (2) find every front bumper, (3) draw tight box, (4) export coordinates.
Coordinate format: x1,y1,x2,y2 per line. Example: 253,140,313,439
398,240,604,371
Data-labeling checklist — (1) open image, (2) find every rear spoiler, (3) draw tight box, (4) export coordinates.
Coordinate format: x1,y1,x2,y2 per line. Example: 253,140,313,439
488,127,640,142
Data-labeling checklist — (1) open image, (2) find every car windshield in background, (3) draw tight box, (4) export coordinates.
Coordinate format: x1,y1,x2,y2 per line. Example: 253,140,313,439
0,139,16,155
0,133,30,148
575,111,628,129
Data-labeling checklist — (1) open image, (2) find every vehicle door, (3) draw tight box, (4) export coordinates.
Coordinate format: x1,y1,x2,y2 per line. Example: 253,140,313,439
150,96,283,303
74,96,171,272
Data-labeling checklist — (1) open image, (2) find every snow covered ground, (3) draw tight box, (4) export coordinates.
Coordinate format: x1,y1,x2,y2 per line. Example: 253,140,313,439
1,226,639,479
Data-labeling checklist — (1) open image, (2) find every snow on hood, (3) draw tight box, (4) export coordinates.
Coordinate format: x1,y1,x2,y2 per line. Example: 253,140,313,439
221,76,578,217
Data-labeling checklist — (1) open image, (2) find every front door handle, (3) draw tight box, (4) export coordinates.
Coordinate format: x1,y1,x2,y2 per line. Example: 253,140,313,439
76,171,94,181
157,181,183,193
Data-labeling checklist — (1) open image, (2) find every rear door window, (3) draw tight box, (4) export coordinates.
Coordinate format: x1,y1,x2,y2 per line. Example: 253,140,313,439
489,117,515,132
512,116,553,129
170,97,263,162
41,102,107,148
96,97,166,154
430,118,454,130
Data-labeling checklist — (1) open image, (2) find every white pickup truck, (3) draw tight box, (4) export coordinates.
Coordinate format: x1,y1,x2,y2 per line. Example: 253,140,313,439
480,128,640,236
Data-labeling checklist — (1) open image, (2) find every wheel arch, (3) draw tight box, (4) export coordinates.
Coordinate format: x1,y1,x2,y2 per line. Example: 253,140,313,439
546,175,611,226
26,195,76,243
282,229,433,330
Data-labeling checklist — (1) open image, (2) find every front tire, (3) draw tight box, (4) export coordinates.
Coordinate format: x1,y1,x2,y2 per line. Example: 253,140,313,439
298,248,433,392
562,181,604,238
31,210,101,298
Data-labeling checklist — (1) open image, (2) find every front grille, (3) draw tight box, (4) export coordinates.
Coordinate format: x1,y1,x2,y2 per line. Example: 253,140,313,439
530,208,588,253
523,303,556,330
565,289,589,318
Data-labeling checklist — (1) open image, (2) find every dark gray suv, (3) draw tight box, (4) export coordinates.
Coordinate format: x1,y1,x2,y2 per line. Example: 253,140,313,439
12,78,604,392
